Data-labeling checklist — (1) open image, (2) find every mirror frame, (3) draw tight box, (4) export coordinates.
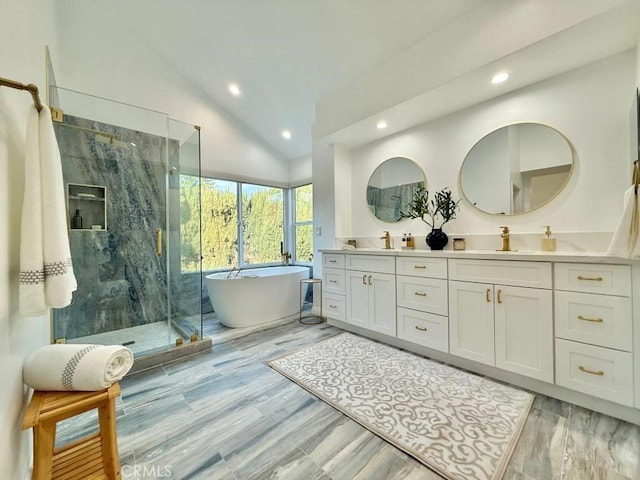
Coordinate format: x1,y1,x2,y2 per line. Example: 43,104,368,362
459,122,575,216
366,156,427,223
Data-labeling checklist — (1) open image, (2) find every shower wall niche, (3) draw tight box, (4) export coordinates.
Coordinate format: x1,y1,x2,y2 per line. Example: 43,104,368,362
68,183,107,230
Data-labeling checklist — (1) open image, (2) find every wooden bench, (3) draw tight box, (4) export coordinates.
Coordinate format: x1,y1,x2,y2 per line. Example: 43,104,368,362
22,383,121,480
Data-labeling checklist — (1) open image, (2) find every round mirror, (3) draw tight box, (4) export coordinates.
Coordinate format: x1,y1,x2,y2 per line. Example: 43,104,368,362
460,123,574,215
367,157,426,222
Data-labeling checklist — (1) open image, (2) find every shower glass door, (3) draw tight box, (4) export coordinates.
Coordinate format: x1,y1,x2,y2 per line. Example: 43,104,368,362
50,87,202,356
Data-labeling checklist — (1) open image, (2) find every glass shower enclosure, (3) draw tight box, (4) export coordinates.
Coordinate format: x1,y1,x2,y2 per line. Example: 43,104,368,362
50,87,203,357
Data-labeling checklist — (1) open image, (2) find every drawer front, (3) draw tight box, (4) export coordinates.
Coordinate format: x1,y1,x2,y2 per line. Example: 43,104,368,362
397,307,448,353
323,268,346,294
397,276,448,316
555,291,632,351
396,256,447,279
449,259,551,289
323,253,345,269
555,339,634,407
346,254,395,274
554,263,631,296
323,293,345,321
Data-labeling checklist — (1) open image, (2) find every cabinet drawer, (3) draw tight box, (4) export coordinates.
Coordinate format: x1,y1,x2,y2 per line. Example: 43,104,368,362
323,268,345,294
555,291,632,351
554,263,631,296
397,307,448,353
449,259,551,289
397,276,448,316
555,339,634,407
323,254,345,269
396,256,447,279
323,292,345,321
346,254,395,274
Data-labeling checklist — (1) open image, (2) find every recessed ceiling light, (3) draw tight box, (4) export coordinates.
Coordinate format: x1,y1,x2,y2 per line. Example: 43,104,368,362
282,130,292,140
491,72,509,84
228,83,241,96
377,121,388,129
130,142,136,147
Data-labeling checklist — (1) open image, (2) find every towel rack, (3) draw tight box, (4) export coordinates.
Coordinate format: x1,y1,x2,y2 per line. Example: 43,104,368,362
0,76,43,112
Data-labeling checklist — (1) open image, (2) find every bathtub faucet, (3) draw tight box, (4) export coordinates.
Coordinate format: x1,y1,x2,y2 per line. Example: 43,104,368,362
281,251,292,266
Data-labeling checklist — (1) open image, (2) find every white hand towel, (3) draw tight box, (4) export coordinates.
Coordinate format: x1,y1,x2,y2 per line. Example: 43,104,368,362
606,186,640,258
23,344,134,391
19,105,77,316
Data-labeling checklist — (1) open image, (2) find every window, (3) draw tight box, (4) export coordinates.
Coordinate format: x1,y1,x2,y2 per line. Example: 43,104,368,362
201,178,238,270
293,184,313,263
242,184,284,265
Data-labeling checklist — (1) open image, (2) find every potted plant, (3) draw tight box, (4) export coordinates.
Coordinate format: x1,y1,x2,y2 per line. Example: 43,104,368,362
400,186,461,250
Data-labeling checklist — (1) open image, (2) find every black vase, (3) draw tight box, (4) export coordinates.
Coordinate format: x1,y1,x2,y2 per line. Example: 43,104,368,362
426,228,448,250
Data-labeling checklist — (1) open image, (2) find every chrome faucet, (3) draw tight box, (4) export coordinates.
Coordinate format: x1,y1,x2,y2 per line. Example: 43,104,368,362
498,226,511,251
380,231,392,249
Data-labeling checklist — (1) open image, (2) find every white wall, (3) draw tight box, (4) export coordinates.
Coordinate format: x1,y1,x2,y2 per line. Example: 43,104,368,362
290,153,312,186
53,2,293,186
0,0,57,478
342,51,634,241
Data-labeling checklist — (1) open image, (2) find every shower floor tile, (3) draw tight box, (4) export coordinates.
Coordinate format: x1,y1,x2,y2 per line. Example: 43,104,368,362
68,321,183,356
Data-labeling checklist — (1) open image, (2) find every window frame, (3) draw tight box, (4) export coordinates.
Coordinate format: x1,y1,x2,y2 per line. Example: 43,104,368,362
291,183,313,265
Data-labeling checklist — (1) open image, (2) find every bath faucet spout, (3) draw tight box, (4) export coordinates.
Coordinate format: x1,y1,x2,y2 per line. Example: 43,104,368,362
498,226,510,251
282,251,291,266
380,231,392,249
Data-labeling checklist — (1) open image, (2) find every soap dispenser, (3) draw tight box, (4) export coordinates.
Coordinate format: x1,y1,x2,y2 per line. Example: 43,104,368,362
541,225,556,252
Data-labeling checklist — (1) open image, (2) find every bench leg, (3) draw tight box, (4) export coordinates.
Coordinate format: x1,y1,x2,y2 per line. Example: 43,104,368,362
32,422,56,480
98,399,121,479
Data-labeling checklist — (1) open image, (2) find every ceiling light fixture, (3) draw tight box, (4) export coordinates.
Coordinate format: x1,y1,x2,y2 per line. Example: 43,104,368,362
377,121,388,129
228,83,241,96
491,72,509,84
282,130,292,140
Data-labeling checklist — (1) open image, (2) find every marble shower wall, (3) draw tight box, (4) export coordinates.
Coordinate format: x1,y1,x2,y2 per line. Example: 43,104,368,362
53,115,174,340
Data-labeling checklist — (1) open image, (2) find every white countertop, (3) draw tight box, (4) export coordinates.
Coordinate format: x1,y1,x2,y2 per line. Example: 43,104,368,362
319,248,635,264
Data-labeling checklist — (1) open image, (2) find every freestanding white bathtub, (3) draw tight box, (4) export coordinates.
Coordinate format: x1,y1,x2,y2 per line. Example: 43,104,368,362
205,266,310,328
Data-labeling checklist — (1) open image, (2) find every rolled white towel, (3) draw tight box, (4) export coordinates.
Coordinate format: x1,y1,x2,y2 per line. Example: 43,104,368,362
23,344,134,391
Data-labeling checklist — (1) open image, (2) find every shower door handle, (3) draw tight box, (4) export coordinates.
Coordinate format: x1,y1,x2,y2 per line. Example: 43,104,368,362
156,228,162,256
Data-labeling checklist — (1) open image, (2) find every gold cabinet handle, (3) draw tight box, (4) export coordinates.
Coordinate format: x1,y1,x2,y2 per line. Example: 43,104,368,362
156,228,162,256
415,326,427,331
329,304,338,309
578,315,603,323
329,259,337,263
329,280,337,283
497,289,503,304
577,275,603,281
413,265,427,269
368,275,373,286
486,288,491,303
579,365,604,376
362,274,367,285
414,292,427,297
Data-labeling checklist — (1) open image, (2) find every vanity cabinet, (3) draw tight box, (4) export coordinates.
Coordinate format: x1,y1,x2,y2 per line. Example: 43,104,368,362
449,259,554,383
396,256,449,352
344,254,396,336
554,263,634,406
322,254,346,321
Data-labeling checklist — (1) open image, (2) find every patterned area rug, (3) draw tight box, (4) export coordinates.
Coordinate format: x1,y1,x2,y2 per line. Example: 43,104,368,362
268,332,533,480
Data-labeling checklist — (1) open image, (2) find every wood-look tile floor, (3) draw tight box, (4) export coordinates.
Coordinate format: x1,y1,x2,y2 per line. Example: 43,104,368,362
56,317,640,479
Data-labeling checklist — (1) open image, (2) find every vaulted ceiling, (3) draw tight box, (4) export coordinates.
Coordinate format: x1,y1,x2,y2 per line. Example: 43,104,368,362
74,0,640,160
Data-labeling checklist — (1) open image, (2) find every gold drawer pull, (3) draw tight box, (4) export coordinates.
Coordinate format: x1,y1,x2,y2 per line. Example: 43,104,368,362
415,326,427,331
414,292,427,297
486,288,491,303
579,365,604,376
329,280,337,283
329,304,338,309
497,289,503,304
413,265,427,269
329,259,337,263
577,275,603,282
578,315,603,323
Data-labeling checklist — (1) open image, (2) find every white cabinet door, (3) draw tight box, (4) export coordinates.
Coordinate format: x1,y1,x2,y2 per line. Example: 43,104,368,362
449,280,495,366
494,285,553,383
369,272,396,336
346,271,369,328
